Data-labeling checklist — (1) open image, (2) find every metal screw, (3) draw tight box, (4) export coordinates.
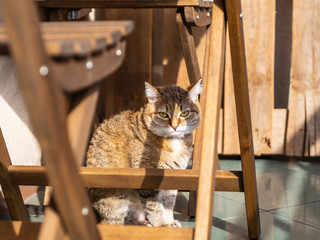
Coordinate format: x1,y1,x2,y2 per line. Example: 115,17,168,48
196,15,200,20
240,13,243,19
86,60,93,70
207,12,210,17
82,207,89,216
116,49,122,56
39,65,49,76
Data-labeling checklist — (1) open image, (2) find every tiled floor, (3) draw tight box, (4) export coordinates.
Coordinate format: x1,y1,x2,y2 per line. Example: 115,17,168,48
175,159,320,239
1,159,320,239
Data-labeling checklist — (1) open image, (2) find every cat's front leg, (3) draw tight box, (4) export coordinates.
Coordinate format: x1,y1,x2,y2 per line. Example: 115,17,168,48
140,189,181,227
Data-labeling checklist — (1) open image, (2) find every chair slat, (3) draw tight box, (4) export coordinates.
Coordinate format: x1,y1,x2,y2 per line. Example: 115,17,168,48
0,21,134,56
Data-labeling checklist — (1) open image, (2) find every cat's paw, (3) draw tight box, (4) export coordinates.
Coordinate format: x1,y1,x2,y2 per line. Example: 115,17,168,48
160,220,181,228
137,220,151,226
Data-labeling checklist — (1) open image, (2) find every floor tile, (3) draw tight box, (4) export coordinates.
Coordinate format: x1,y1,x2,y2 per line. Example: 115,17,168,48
175,192,248,223
270,201,320,229
218,160,320,210
211,211,320,240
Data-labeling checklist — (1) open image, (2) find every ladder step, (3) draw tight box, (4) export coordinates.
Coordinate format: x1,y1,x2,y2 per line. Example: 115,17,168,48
8,166,243,191
0,221,194,240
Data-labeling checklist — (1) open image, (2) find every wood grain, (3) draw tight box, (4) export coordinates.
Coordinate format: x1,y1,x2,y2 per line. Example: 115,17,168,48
36,0,212,8
0,129,28,221
101,9,152,119
286,0,320,156
8,166,244,192
225,0,261,238
0,221,194,240
194,0,225,239
223,0,275,155
0,0,100,239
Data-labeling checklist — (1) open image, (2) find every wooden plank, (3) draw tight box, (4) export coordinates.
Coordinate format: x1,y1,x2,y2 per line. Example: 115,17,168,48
223,31,240,154
0,0,100,239
97,224,194,240
38,207,67,240
286,0,320,156
223,0,275,155
67,86,100,166
285,90,305,156
225,0,261,238
0,221,194,240
272,109,287,154
42,86,100,205
151,9,164,86
36,0,212,8
101,9,153,118
41,20,135,36
0,221,41,240
0,21,135,57
194,0,225,239
8,166,244,192
51,41,127,92
0,129,28,221
176,9,202,85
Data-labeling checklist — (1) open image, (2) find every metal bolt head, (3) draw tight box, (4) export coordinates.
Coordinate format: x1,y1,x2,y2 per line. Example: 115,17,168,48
116,49,122,56
207,12,210,17
86,60,93,70
82,207,89,216
196,15,200,20
240,13,243,19
39,65,49,76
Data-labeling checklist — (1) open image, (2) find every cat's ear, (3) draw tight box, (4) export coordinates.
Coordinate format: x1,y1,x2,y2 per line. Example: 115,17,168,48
188,79,202,102
145,82,160,103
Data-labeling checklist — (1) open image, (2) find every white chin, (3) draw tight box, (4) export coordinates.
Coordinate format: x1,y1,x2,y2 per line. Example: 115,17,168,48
167,131,185,138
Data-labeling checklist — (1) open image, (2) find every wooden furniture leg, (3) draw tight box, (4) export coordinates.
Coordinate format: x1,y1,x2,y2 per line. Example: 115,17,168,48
193,0,226,239
0,129,28,221
0,0,100,239
225,0,261,239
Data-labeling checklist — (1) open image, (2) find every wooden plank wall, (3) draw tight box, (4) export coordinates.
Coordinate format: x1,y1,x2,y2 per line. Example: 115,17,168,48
285,0,320,157
224,0,275,155
99,0,320,157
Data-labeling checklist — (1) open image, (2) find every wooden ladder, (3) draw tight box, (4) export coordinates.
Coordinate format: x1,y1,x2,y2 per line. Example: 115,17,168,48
0,0,260,239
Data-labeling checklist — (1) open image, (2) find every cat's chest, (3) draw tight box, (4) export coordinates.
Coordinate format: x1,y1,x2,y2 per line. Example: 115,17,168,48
160,138,192,169
168,138,185,152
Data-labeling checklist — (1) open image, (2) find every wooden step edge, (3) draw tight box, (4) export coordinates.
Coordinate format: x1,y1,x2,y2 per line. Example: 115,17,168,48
8,166,243,191
36,0,211,8
41,20,135,36
0,221,194,240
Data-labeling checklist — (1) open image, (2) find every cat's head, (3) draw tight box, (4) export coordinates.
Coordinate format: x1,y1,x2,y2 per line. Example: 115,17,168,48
143,80,202,138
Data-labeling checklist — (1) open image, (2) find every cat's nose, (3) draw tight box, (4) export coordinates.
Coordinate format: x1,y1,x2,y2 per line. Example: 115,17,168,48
171,125,178,131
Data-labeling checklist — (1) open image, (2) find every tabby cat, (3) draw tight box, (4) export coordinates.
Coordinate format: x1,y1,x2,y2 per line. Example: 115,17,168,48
86,79,202,227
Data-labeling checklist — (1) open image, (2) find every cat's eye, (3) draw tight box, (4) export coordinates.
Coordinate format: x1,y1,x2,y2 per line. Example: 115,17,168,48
180,110,190,117
159,112,169,118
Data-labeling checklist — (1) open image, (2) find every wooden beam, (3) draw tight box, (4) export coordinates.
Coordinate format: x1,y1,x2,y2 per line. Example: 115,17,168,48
36,0,213,8
0,221,194,240
8,166,244,192
176,8,202,85
194,0,225,239
225,0,261,238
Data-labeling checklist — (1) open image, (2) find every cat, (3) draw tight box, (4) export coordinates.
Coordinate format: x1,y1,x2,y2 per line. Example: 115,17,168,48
86,79,202,227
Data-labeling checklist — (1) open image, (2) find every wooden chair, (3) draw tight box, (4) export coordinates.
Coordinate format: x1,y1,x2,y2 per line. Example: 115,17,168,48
0,0,260,239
